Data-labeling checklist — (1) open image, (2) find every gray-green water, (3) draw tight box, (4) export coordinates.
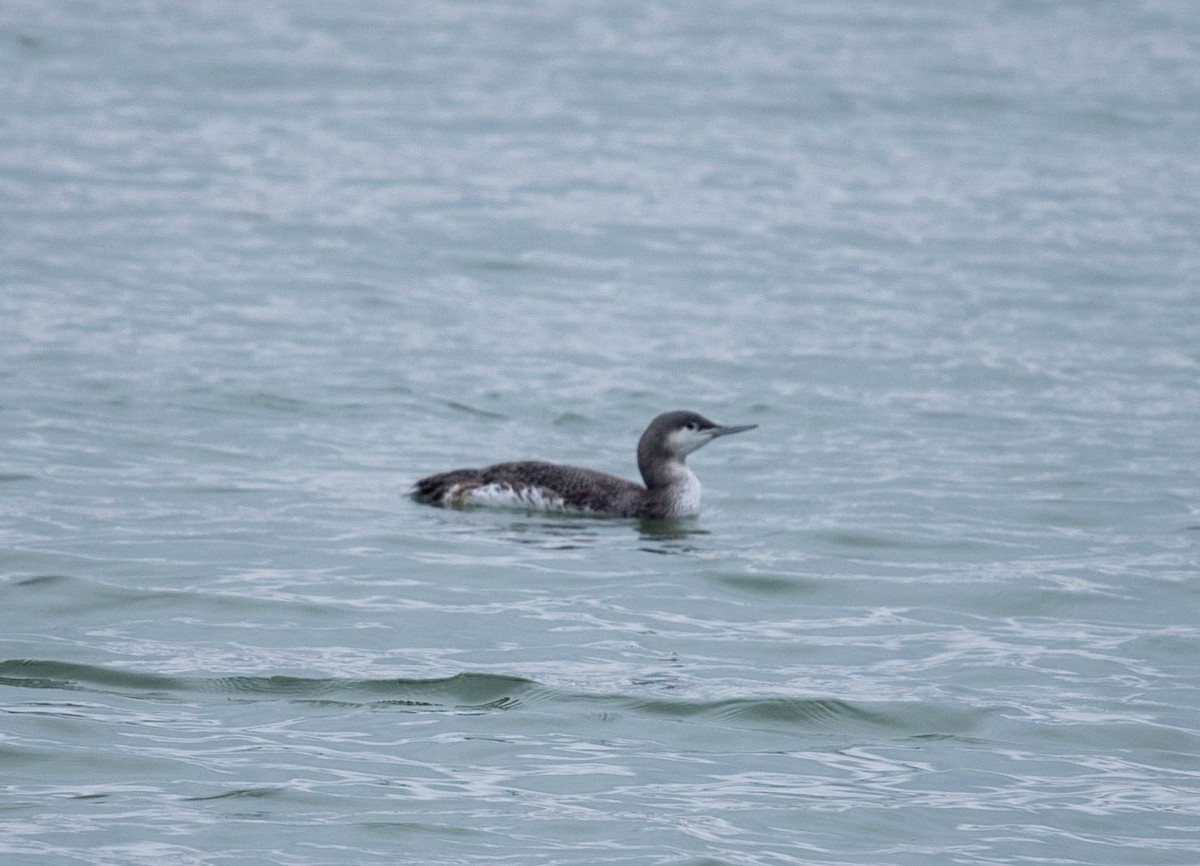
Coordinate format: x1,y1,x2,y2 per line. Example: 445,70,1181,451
3,1,1200,863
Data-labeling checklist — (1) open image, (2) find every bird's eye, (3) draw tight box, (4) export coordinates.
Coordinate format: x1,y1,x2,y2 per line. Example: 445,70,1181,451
685,422,697,430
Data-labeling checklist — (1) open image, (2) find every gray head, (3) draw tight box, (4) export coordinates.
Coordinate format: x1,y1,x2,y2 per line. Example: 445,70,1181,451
636,410,757,489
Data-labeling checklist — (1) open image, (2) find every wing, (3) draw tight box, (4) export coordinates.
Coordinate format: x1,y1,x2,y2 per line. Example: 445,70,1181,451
413,461,644,514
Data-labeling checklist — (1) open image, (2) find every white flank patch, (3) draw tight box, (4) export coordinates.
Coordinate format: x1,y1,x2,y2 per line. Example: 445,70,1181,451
462,482,582,513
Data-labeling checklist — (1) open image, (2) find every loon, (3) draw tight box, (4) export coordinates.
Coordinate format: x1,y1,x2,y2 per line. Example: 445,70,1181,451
413,410,757,518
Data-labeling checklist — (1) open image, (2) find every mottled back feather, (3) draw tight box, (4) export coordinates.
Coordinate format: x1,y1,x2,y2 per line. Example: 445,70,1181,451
413,461,660,517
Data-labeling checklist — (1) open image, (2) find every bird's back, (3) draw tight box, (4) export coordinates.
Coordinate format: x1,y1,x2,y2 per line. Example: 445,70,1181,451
413,461,648,516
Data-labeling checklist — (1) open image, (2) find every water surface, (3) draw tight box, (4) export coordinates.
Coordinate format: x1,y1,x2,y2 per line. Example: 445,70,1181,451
3,1,1200,864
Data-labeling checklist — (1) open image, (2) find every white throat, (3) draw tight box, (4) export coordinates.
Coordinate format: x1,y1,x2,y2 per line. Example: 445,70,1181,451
662,462,702,517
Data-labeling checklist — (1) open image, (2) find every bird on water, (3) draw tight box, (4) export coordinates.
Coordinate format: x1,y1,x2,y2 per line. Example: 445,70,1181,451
413,410,757,519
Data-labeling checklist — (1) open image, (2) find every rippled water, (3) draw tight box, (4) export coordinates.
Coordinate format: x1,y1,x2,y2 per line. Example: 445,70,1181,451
4,1,1200,864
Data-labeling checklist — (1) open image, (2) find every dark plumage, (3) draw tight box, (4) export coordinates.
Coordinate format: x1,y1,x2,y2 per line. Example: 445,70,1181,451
413,410,757,519
414,461,649,515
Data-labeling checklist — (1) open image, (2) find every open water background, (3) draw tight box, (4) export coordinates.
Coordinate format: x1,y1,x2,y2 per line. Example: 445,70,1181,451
3,1,1200,863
